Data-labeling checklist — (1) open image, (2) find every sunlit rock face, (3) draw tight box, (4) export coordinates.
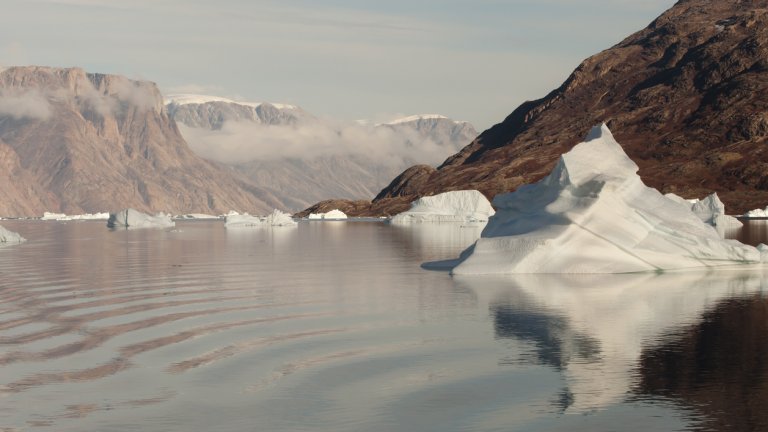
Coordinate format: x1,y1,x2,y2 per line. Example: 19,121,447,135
0,67,284,217
371,0,768,215
450,125,763,275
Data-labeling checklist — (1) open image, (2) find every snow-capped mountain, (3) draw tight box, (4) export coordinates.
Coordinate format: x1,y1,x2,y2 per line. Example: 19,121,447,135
166,94,307,128
166,96,477,211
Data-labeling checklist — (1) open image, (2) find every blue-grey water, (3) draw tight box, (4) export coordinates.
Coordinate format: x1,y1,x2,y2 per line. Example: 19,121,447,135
1,219,767,431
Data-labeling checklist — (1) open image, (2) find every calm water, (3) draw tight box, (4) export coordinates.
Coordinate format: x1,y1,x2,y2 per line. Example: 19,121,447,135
1,219,767,432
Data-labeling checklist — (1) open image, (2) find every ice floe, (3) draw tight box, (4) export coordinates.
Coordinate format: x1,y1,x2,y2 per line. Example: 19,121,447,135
225,209,297,227
447,124,766,274
0,225,26,244
41,211,110,221
107,209,175,229
308,209,348,220
175,213,220,220
390,190,495,224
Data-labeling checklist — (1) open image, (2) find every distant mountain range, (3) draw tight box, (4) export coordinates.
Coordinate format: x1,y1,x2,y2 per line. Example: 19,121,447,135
0,66,286,217
302,0,768,216
0,68,476,217
166,95,477,210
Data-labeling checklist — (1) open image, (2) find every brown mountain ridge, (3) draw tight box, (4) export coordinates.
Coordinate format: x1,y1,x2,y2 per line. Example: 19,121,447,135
300,0,768,217
0,66,285,217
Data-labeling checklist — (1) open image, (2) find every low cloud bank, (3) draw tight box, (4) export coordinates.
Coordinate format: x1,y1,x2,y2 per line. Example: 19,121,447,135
0,89,52,120
180,118,463,167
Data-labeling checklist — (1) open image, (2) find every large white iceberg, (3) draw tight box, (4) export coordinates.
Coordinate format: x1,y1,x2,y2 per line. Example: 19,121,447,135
0,225,26,244
390,190,495,224
225,209,297,227
449,124,765,274
107,208,175,229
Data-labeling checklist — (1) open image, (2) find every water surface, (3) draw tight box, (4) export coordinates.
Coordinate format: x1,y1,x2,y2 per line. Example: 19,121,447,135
0,219,767,431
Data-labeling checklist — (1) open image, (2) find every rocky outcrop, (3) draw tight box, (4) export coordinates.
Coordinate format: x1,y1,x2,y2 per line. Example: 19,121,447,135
0,67,285,217
356,0,768,215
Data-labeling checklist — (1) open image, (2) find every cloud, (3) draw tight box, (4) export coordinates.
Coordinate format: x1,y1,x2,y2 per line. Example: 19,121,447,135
0,89,52,120
179,118,463,168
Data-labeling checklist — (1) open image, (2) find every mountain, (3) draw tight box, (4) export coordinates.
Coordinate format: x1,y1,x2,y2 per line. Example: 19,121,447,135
166,94,307,128
166,95,477,211
310,0,768,216
0,67,285,217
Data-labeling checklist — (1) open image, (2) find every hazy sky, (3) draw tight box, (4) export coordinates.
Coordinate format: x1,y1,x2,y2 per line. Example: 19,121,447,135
1,0,675,129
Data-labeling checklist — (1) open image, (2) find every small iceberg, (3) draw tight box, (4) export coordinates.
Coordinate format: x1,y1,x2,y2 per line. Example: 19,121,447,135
175,213,220,220
744,206,768,218
42,211,110,221
225,209,297,227
390,190,495,224
107,209,175,229
447,124,766,274
0,225,26,244
665,192,742,237
308,209,348,220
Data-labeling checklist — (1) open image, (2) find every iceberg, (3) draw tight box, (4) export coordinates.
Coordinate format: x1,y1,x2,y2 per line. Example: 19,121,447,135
175,213,220,220
449,124,765,274
390,190,495,224
107,208,175,229
0,225,26,244
308,209,348,220
744,207,768,218
225,209,297,227
41,212,67,220
42,211,110,221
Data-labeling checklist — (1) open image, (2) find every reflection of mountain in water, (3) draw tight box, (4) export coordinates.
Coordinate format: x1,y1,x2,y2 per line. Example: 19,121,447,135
637,294,768,432
454,272,766,414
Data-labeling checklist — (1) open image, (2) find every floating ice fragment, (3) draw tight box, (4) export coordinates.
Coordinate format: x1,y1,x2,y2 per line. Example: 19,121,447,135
0,225,26,244
107,209,175,229
390,190,495,224
225,209,297,227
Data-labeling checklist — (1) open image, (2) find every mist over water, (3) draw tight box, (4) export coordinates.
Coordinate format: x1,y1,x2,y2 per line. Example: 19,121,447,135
0,220,767,431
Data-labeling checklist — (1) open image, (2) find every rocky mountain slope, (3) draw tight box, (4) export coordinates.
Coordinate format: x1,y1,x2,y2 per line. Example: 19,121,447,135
0,67,285,217
167,96,477,210
314,0,768,216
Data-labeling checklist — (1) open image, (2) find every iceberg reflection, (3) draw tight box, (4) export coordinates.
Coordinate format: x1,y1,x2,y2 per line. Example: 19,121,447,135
453,270,767,414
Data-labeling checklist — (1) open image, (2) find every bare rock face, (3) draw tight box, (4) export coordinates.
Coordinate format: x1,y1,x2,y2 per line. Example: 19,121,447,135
0,67,284,217
365,0,768,215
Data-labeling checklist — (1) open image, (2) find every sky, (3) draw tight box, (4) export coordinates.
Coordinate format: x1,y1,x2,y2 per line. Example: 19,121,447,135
1,0,676,130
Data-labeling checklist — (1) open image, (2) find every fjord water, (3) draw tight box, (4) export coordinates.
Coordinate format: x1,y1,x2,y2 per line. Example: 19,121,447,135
1,220,767,432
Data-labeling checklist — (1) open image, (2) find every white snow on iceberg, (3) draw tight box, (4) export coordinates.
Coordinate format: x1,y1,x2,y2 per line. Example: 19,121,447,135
107,209,175,229
0,225,26,244
449,124,765,274
390,190,495,224
225,209,297,227
308,209,348,220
